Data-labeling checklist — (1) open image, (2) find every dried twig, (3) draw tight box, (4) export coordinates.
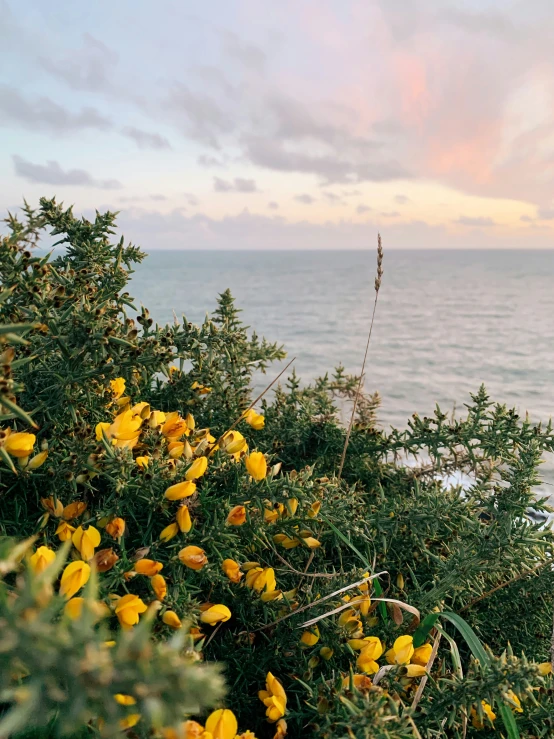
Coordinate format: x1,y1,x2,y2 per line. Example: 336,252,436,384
411,631,441,712
460,559,550,613
337,235,383,480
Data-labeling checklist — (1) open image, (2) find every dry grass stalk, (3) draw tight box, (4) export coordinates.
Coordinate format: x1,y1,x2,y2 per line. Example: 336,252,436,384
337,234,383,480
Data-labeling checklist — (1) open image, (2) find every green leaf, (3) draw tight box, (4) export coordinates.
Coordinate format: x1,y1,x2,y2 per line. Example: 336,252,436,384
413,613,440,648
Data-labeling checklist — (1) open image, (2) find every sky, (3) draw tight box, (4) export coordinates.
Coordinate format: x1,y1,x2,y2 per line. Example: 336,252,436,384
1,0,554,249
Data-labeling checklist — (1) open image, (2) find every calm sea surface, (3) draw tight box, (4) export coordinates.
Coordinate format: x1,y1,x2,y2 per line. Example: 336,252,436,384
130,249,554,501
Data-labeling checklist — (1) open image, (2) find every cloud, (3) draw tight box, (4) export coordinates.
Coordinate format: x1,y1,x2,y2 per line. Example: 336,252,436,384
268,201,279,209
166,83,233,148
13,155,122,189
357,204,372,214
380,211,401,217
122,126,171,150
198,154,225,168
213,177,259,193
322,191,346,206
520,215,534,222
150,194,167,201
394,194,411,204
454,216,497,227
537,206,554,220
0,85,112,134
40,33,118,93
294,194,316,204
224,31,266,70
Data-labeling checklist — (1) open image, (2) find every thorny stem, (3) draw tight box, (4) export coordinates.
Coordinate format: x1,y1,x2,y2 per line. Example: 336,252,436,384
337,234,383,480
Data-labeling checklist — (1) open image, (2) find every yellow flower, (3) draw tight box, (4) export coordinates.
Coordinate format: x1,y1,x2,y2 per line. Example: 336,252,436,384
506,690,523,713
162,412,189,441
182,720,205,738
222,558,243,583
95,422,111,441
538,662,552,675
387,635,414,665
320,647,334,660
27,450,48,470
110,377,126,398
119,714,141,730
404,664,427,678
60,561,91,599
162,610,182,629
160,522,179,542
273,719,287,739
115,593,147,628
412,643,433,666
106,517,126,539
176,505,192,533
186,456,208,481
342,674,373,692
72,525,101,561
165,480,197,500
245,451,267,481
108,409,143,449
204,709,238,739
221,430,247,457
134,559,163,576
151,573,167,600
245,566,276,593
55,521,76,542
191,381,211,395
284,499,298,516
4,431,35,458
135,455,149,469
41,496,64,517
114,694,136,706
62,501,87,521
64,597,85,620
200,604,232,625
258,672,287,723
356,637,384,674
179,545,208,570
168,442,185,459
131,401,150,418
243,408,265,429
300,626,320,647
338,608,363,635
149,410,167,428
307,501,321,518
273,534,300,549
29,546,56,575
227,505,247,526
471,701,496,729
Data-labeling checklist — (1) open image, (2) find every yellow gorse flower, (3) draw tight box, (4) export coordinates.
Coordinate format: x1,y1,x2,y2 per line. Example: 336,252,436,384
135,559,163,576
4,431,36,458
300,626,320,647
227,505,247,526
105,517,125,539
185,455,208,481
72,525,101,561
222,558,243,583
243,408,265,429
204,708,238,739
245,451,267,481
412,643,433,666
109,377,126,398
471,701,496,729
162,610,182,629
245,566,276,593
114,693,136,706
165,480,196,500
179,545,208,570
356,636,384,674
135,455,149,468
200,603,232,625
55,521,76,541
386,635,415,665
60,560,91,599
62,501,87,521
161,412,189,441
29,546,56,575
151,573,167,600
160,522,179,542
176,505,192,533
115,593,147,628
27,450,48,470
258,672,287,723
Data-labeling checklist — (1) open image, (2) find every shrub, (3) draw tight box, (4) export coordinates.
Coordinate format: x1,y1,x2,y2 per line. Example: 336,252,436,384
0,198,552,738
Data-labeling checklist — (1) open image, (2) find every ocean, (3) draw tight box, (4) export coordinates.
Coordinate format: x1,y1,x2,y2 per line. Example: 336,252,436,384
130,249,554,503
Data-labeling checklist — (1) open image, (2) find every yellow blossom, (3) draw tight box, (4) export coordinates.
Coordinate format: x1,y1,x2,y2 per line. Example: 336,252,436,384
258,672,287,723
204,709,238,739
471,701,496,729
160,522,179,542
405,664,427,678
320,647,334,660
135,559,163,576
506,690,523,713
162,412,189,441
135,455,149,468
168,442,185,459
60,561,91,599
307,501,321,518
29,546,56,575
162,610,182,629
245,451,267,481
221,430,247,457
108,409,143,449
182,720,205,738
342,674,373,692
110,377,126,398
273,719,287,739
222,558,243,583
151,573,167,600
227,505,247,526
119,714,141,729
245,566,276,593
538,662,552,675
284,499,298,516
191,381,211,395
62,501,87,521
149,410,166,428
412,643,433,667
115,593,147,628
179,545,208,570
114,694,136,706
64,597,85,620
176,505,192,533
72,525,101,561
165,480,197,500
55,521,76,542
243,408,265,429
41,496,63,517
338,608,363,635
386,635,414,665
106,517,126,539
356,637,384,674
27,450,48,470
300,626,320,647
4,431,35,458
95,422,111,441
185,456,208,481
200,604,232,625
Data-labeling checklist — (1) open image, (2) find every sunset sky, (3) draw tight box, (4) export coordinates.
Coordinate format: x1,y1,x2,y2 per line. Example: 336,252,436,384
2,0,554,249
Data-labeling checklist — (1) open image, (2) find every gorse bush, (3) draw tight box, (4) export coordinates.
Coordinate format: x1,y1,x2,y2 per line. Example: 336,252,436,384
0,198,552,739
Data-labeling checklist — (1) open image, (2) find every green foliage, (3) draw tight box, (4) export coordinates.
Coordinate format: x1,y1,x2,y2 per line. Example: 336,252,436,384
0,199,552,738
